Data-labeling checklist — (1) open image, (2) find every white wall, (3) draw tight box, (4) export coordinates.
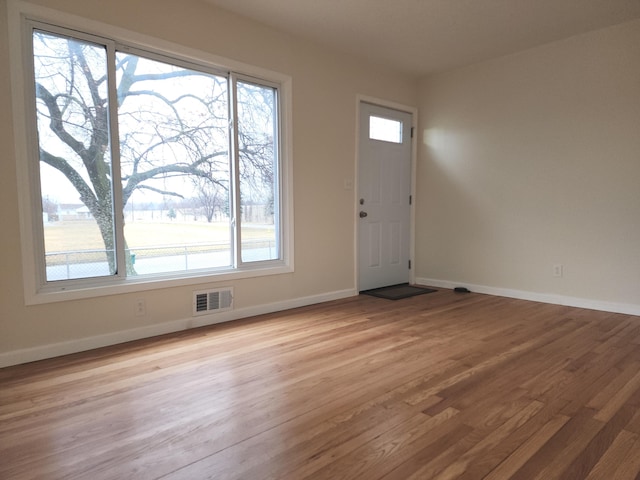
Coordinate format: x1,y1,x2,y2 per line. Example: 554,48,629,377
3,0,638,367
0,0,418,365
416,19,640,314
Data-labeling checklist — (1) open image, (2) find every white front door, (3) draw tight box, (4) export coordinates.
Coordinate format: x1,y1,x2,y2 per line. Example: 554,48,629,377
358,102,413,291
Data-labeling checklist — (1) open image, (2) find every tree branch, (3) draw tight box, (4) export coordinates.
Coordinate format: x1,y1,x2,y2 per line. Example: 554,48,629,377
35,83,88,157
135,185,184,198
39,149,97,209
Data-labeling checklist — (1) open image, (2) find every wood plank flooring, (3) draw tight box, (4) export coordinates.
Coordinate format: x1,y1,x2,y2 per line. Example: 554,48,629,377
1,290,640,479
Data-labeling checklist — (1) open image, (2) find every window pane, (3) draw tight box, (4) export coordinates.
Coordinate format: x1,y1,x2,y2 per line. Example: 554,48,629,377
369,115,402,143
236,81,279,263
116,52,232,275
33,31,117,281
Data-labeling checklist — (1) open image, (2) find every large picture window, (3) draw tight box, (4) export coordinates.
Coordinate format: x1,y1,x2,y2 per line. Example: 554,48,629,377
26,22,287,294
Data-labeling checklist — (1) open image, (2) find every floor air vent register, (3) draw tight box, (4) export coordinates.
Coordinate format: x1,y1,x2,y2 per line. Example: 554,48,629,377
192,288,234,316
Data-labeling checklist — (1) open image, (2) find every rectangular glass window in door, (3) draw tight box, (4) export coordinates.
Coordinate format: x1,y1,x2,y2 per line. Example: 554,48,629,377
369,115,403,143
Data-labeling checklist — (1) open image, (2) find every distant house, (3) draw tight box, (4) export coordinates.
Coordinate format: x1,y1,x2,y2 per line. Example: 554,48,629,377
58,204,92,221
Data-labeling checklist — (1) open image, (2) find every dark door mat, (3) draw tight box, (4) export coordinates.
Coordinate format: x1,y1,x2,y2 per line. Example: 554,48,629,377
360,283,437,300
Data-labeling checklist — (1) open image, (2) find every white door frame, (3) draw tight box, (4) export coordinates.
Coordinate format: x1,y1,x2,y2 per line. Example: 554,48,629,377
354,95,418,291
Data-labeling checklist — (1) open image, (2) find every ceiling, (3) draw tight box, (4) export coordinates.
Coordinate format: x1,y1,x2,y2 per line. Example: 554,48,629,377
201,0,640,76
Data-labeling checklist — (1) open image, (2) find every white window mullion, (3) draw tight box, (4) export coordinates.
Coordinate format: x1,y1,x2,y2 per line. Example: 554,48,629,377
23,21,48,291
106,42,126,279
229,73,242,268
272,87,283,260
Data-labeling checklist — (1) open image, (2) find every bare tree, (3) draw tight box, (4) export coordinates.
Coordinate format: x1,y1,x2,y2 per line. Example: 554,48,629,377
33,30,275,274
192,176,229,223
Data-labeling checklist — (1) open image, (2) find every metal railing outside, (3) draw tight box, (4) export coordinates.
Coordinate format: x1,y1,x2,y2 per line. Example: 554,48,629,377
45,239,277,281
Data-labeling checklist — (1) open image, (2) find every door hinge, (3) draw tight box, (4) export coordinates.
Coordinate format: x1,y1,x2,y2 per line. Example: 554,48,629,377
411,127,414,138
408,260,412,269
409,195,412,205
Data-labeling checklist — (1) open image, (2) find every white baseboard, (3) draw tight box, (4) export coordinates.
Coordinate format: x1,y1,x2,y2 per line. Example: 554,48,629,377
416,277,640,317
5,281,637,369
0,288,358,368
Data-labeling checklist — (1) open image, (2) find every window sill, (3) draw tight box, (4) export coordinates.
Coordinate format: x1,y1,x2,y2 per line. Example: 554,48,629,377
27,263,293,305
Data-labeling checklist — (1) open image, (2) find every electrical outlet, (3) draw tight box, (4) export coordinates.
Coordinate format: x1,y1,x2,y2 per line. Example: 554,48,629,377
553,264,563,278
135,299,146,316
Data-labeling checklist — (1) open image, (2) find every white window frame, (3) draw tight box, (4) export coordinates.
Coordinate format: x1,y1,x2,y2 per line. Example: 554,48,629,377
7,0,294,305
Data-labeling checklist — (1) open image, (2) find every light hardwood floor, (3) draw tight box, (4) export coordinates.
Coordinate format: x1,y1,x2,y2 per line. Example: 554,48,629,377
1,290,640,479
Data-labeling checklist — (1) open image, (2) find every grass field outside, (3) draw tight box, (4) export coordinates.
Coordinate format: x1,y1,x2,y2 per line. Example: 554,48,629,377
43,220,276,268
44,220,273,251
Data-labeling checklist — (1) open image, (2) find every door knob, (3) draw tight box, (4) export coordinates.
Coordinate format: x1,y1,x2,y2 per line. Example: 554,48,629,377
359,211,368,218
